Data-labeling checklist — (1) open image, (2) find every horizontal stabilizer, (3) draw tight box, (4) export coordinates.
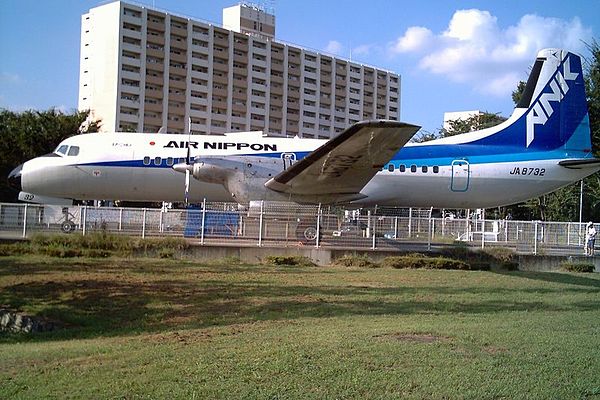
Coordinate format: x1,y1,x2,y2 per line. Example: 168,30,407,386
558,159,600,169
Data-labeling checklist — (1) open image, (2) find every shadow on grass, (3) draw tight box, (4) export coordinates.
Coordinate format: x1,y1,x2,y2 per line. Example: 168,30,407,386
493,269,600,289
1,257,599,343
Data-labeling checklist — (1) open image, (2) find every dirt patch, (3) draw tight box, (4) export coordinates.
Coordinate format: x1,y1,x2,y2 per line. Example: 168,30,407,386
374,333,450,344
483,345,508,355
142,329,214,345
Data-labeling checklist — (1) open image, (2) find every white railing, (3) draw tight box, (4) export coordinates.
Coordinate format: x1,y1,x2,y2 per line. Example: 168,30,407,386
0,202,592,256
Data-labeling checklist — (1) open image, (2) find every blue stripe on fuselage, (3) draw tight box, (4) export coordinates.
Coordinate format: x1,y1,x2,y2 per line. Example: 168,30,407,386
74,112,593,170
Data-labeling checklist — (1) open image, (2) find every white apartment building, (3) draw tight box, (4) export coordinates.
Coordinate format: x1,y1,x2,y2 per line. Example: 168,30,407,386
79,1,401,138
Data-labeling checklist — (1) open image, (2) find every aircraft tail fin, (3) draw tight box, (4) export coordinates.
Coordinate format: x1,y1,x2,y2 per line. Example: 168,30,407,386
444,49,592,156
516,48,591,153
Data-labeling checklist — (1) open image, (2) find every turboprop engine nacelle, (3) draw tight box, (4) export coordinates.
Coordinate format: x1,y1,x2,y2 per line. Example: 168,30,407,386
174,156,287,204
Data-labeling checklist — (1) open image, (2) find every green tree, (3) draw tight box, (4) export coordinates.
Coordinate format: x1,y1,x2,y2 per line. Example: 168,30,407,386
585,40,600,156
440,112,507,137
512,80,526,106
0,108,101,202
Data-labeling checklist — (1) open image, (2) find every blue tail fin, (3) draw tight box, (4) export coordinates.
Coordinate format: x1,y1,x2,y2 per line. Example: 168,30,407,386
470,49,591,155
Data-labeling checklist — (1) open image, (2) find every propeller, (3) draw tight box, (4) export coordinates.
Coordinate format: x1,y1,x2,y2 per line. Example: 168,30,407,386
184,118,192,207
184,145,191,207
172,118,195,206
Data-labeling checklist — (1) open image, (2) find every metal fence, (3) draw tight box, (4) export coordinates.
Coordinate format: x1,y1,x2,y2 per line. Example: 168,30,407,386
0,201,592,256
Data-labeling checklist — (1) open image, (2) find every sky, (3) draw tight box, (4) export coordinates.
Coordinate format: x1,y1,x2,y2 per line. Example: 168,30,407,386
0,0,598,134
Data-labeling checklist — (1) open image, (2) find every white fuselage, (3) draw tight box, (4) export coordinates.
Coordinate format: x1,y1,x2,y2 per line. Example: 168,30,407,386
17,131,596,208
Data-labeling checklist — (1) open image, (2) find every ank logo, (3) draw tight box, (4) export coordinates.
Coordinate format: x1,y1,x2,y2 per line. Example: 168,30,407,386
526,54,578,147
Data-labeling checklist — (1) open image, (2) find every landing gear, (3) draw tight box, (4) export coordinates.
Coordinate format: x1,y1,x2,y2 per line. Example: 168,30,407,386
61,220,76,233
295,220,320,244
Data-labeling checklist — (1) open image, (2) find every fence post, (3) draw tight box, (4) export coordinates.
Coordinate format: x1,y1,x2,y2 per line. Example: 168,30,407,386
159,208,164,233
372,212,376,250
258,201,263,247
408,207,412,238
394,216,398,239
200,198,206,245
427,207,433,251
481,210,485,249
82,206,87,236
119,208,123,231
22,204,28,238
316,204,321,249
534,221,538,255
142,208,147,238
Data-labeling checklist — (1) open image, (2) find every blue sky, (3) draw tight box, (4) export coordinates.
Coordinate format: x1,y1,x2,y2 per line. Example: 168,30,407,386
0,0,598,134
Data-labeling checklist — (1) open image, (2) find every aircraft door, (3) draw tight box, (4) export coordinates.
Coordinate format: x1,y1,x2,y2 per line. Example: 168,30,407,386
281,152,296,170
451,160,470,192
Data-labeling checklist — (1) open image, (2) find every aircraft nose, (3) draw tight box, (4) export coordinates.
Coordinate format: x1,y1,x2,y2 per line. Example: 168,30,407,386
8,164,23,191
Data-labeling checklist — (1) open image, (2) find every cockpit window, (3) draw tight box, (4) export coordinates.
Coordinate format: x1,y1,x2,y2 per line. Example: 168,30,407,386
55,145,68,156
67,146,80,156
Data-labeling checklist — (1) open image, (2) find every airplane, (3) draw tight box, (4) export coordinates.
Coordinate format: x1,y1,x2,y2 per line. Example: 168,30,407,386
7,48,600,209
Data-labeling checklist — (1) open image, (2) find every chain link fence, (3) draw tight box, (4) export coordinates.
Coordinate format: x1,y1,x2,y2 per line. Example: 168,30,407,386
0,202,592,256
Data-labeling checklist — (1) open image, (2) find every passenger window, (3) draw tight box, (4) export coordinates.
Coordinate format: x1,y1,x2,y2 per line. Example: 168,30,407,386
143,156,151,165
166,157,174,166
388,164,394,172
433,166,439,173
422,166,428,173
399,165,406,172
410,165,417,173
68,146,79,156
154,157,161,165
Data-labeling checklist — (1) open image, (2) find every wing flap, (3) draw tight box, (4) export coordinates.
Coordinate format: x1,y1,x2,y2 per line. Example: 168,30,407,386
265,120,420,200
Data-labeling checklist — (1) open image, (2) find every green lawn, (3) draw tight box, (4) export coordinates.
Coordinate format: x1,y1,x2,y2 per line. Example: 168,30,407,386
1,255,599,399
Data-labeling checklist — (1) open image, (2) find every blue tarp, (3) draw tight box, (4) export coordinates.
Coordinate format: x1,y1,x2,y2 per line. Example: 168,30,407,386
184,207,239,238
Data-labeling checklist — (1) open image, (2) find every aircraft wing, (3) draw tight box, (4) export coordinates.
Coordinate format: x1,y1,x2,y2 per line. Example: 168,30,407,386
264,120,420,203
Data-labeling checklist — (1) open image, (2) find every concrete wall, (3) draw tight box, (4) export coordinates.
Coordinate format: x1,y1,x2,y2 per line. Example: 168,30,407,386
182,244,599,272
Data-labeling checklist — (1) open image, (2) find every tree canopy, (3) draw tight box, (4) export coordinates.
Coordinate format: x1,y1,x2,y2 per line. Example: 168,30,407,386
0,108,100,202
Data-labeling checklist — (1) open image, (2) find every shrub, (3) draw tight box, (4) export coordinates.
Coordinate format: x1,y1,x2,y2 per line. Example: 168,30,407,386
82,249,113,258
481,247,517,263
158,248,175,259
264,255,316,267
440,245,470,261
333,254,378,268
42,244,82,258
0,242,31,256
381,255,475,270
560,262,595,273
18,233,190,258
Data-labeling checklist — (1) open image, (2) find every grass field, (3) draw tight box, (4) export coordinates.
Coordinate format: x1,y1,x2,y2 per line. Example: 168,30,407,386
1,255,600,399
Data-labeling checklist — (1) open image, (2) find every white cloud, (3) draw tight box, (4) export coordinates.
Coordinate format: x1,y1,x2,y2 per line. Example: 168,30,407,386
324,40,344,55
391,26,433,53
0,72,22,84
390,9,593,96
352,44,373,57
